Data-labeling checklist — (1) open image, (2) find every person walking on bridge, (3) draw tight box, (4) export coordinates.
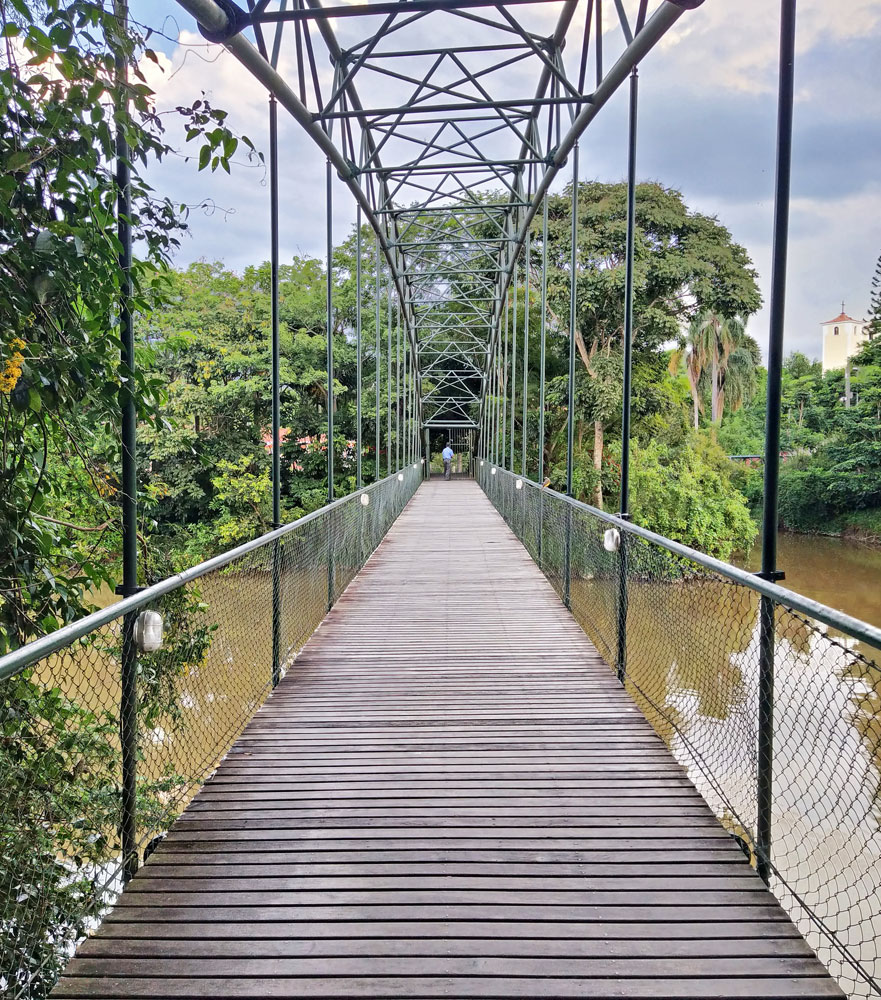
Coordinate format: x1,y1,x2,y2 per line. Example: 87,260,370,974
442,442,454,480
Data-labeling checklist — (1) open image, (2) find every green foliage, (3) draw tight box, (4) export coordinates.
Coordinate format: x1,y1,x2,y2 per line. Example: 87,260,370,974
629,436,757,560
137,584,216,730
210,456,274,546
730,338,881,535
0,672,119,996
0,0,252,653
536,180,761,509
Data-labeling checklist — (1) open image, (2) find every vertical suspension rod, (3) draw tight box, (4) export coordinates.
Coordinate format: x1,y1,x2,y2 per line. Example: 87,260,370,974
616,67,638,685
375,235,381,481
564,143,579,609
757,0,796,888
355,204,362,489
511,261,518,470
387,278,392,477
538,194,548,565
115,0,138,884
269,95,282,688
325,158,335,609
502,294,509,468
538,195,548,487
522,232,530,477
396,297,401,471
326,159,334,503
566,143,579,498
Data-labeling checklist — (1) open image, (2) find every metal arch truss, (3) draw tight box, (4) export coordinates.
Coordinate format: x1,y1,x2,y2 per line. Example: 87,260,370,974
175,0,704,431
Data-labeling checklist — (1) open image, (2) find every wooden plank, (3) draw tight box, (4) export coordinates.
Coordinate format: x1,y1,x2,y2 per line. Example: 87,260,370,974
77,938,817,959
52,481,843,1000
63,957,833,978
52,975,846,998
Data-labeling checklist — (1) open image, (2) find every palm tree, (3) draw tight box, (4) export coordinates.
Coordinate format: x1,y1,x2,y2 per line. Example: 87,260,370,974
670,312,757,426
718,327,760,417
669,314,711,430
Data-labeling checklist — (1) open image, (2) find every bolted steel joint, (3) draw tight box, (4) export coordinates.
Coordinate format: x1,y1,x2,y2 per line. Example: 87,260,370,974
197,0,250,44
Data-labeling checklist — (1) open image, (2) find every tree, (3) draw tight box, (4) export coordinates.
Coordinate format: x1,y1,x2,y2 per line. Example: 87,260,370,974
0,0,252,651
669,315,706,430
869,251,881,340
630,437,757,560
541,181,761,505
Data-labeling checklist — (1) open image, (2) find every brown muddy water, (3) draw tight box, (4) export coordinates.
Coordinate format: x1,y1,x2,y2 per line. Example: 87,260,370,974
740,531,881,632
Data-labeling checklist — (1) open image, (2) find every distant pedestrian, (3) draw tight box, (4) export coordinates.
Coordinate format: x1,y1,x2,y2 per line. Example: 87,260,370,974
441,443,454,480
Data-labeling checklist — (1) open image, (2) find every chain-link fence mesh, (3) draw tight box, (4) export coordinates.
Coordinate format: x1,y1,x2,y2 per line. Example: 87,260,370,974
479,462,881,1000
0,465,421,999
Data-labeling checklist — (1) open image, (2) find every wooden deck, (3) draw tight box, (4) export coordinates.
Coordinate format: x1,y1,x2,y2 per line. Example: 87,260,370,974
56,480,843,999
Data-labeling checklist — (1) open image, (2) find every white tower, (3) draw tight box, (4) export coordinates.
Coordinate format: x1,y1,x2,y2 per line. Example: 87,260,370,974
821,304,869,373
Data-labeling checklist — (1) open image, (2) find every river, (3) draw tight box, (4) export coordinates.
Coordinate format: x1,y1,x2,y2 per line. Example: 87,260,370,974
740,531,881,631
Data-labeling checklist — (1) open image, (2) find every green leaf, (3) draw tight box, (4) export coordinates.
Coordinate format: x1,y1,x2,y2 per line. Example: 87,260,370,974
6,150,31,171
198,144,210,171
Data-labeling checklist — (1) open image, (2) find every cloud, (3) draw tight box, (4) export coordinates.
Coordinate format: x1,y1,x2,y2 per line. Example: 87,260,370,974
659,0,881,96
135,23,354,271
130,0,881,364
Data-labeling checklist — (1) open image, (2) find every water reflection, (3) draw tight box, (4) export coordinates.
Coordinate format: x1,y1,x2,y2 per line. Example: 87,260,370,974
569,566,881,999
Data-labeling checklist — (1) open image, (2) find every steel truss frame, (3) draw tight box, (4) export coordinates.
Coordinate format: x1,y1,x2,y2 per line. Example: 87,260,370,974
173,0,702,431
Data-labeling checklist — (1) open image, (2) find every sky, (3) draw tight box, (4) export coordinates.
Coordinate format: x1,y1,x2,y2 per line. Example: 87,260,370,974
130,0,881,362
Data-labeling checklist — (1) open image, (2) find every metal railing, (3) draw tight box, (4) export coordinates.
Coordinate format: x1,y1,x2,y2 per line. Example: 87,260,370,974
0,464,422,1000
479,462,881,1000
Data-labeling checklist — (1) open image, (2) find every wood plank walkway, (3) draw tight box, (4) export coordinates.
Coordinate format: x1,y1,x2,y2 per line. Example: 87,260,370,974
56,480,843,999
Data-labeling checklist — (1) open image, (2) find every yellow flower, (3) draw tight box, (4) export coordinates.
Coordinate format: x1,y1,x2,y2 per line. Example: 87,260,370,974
0,338,25,394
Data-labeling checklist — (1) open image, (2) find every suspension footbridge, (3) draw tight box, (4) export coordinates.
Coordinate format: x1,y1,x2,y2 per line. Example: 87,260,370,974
46,481,845,999
2,1,881,999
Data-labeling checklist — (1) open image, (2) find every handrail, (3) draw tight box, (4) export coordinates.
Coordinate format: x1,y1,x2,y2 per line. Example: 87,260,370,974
0,466,419,682
486,464,881,652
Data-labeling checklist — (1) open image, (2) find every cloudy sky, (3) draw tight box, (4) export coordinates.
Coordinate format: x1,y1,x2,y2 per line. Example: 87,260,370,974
130,0,881,362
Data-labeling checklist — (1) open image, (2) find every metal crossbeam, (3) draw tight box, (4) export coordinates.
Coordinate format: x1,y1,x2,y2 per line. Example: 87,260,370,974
176,0,700,437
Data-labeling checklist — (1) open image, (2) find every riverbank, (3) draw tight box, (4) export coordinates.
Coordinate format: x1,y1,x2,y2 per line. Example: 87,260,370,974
827,508,881,546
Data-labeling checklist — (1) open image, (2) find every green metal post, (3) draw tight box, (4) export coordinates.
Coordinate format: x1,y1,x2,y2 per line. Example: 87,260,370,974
616,67,638,684
115,0,138,882
521,232,530,477
564,143,579,608
757,0,796,888
269,95,282,688
355,204,362,489
396,297,401,472
387,280,392,477
511,261,517,472
502,294,508,469
374,236,381,482
538,195,548,567
402,339,407,466
325,160,335,609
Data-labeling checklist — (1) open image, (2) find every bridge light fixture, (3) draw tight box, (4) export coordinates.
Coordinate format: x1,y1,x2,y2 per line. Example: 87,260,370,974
603,528,621,553
515,479,523,490
397,473,404,481
491,467,496,475
134,610,164,653
360,493,370,507
480,460,484,467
